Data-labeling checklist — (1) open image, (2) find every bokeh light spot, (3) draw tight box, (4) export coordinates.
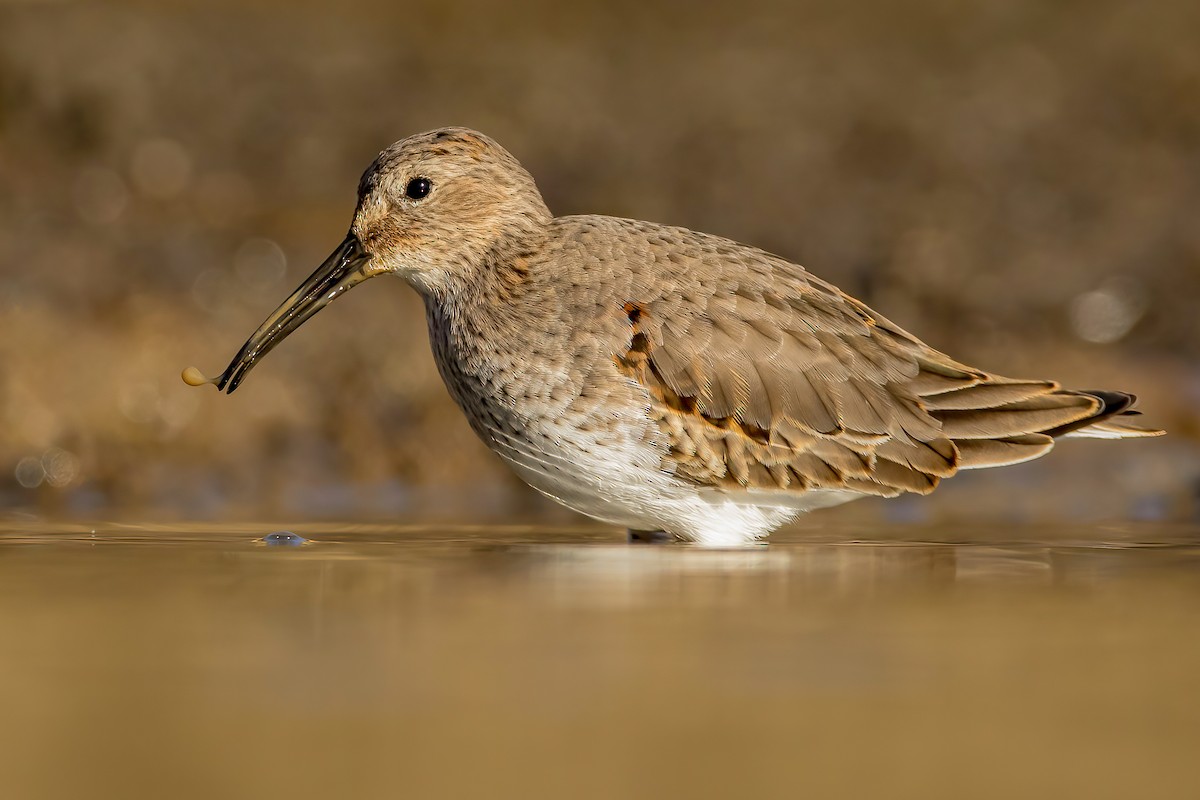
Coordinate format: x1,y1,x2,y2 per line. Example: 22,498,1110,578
1069,278,1148,344
15,456,45,489
234,238,287,290
131,138,193,199
73,166,129,224
42,447,80,488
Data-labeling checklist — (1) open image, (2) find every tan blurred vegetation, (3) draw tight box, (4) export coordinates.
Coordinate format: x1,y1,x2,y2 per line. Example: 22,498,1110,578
1,0,1197,522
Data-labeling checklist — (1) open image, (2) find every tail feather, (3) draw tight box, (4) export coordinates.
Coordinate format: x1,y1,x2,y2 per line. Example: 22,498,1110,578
935,393,1099,439
920,380,1057,411
1038,390,1134,436
955,433,1056,469
1061,418,1165,440
917,378,1163,471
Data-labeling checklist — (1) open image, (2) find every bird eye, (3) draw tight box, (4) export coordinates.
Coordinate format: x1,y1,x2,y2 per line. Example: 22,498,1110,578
405,177,432,200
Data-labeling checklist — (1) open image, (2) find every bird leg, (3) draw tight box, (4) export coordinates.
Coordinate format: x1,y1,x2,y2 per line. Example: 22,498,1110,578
627,529,675,544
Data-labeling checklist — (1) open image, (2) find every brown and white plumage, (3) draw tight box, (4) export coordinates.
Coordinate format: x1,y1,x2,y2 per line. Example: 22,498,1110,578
206,127,1163,545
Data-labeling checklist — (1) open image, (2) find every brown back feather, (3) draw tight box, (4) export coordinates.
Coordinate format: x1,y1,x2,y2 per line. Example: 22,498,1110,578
600,222,1159,498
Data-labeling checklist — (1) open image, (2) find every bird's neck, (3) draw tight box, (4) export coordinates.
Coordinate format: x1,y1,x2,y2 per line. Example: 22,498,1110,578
419,219,560,375
418,218,551,307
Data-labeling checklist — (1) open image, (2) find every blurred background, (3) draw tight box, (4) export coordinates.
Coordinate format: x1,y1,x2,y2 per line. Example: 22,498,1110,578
2,0,1198,525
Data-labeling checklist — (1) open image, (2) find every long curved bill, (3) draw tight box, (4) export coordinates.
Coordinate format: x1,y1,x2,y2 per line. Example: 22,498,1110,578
215,234,378,393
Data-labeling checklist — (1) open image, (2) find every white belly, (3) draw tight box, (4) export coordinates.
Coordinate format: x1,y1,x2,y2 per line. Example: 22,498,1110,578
425,302,857,545
478,410,857,546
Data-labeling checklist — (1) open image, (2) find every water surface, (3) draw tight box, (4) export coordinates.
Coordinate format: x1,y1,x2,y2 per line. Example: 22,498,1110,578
1,521,1197,799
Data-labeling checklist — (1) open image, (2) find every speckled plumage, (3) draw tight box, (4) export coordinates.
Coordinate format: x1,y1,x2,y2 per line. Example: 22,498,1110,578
215,127,1162,545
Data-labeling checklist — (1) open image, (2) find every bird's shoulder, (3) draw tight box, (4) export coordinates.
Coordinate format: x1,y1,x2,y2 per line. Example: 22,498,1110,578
546,214,809,285
541,214,927,356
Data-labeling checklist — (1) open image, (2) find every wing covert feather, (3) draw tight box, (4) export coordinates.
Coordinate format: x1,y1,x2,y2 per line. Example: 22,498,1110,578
577,216,1159,499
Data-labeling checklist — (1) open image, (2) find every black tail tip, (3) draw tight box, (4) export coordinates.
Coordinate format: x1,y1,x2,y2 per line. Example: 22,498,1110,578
1081,390,1136,417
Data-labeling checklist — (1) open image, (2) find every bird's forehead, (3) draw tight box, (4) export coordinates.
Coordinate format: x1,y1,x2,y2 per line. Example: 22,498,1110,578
357,128,496,199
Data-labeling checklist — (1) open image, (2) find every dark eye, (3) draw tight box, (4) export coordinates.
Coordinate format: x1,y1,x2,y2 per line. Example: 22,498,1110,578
405,177,432,200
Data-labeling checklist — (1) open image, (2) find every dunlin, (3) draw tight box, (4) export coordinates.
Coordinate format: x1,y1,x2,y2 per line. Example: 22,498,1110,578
186,128,1162,545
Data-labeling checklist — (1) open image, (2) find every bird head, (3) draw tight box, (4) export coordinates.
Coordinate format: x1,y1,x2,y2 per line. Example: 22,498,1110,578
201,127,549,393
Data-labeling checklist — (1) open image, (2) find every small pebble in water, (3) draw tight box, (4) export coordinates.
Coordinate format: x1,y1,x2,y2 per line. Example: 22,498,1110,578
263,531,307,546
